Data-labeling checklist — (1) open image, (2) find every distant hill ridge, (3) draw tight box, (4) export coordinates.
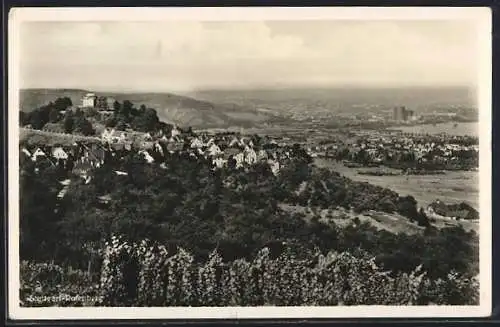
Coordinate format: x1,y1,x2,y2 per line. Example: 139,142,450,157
20,88,277,129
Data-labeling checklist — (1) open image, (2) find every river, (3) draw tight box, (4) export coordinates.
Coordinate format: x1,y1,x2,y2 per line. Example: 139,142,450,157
387,122,478,137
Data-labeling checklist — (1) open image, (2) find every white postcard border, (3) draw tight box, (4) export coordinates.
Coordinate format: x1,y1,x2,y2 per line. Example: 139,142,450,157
7,6,493,320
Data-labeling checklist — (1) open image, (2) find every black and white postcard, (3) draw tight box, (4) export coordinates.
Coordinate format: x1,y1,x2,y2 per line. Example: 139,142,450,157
7,7,492,320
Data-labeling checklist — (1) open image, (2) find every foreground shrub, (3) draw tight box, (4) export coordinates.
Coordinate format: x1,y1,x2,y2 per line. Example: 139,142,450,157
19,236,480,307
97,236,478,306
20,261,102,307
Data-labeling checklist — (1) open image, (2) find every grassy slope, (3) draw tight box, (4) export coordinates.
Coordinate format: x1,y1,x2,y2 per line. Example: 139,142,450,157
279,202,478,234
19,128,101,146
20,89,278,129
279,203,425,235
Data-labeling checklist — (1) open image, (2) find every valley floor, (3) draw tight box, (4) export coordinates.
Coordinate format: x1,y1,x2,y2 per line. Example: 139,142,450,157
314,158,479,211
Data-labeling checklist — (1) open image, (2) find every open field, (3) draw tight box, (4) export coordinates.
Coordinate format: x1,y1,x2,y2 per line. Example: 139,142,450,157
279,203,425,235
278,203,478,234
19,128,101,146
314,158,479,211
431,215,479,233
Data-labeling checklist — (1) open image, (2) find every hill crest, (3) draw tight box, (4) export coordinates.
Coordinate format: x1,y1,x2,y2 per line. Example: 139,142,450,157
19,88,277,129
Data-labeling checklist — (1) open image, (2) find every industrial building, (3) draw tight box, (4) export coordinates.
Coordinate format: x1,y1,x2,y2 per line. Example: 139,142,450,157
393,106,413,121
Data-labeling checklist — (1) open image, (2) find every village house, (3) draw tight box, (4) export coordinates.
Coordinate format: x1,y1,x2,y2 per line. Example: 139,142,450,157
95,96,115,112
102,129,127,144
206,137,216,146
21,147,31,158
160,135,171,143
101,128,116,143
257,149,268,161
140,140,155,150
268,159,281,176
72,160,93,183
57,179,71,199
151,129,164,139
108,142,124,154
190,137,204,149
229,136,241,148
212,157,227,169
171,126,181,138
97,194,112,205
76,143,106,168
169,134,182,143
32,148,47,162
426,200,479,220
234,152,245,169
207,143,222,157
166,142,183,154
82,93,97,108
244,147,258,165
52,147,69,161
153,142,164,156
138,150,155,164
120,131,129,142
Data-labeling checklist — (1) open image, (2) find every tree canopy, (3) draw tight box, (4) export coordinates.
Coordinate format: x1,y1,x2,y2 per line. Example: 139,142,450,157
20,145,477,280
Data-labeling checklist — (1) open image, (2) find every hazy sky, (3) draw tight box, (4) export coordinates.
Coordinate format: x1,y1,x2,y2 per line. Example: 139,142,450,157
19,20,479,92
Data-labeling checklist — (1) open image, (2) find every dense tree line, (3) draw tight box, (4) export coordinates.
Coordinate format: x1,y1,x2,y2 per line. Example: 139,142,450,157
20,97,168,136
329,146,478,171
19,97,97,136
275,163,430,227
63,109,96,135
104,100,166,133
20,97,73,129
